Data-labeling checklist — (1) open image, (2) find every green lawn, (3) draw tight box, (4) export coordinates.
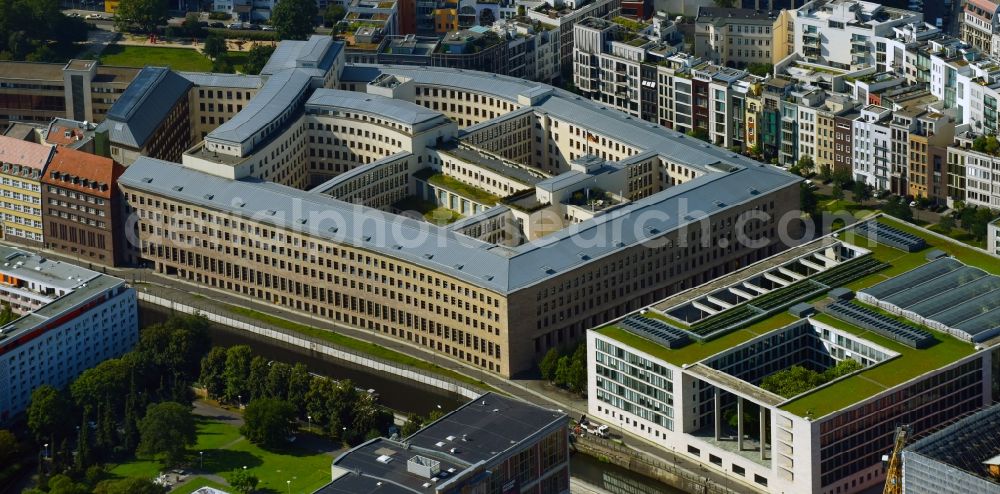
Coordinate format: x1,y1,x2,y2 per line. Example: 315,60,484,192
876,216,1000,274
110,417,333,494
780,313,976,418
414,169,501,205
597,312,801,367
99,45,250,73
100,45,214,72
222,305,496,393
424,207,462,224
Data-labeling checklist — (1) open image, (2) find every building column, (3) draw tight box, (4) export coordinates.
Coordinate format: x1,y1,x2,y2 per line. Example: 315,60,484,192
714,387,721,441
760,406,767,461
737,397,744,451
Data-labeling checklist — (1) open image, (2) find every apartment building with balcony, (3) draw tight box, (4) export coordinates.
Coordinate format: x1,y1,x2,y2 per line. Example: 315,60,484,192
572,15,683,120
793,0,921,70
963,0,1000,54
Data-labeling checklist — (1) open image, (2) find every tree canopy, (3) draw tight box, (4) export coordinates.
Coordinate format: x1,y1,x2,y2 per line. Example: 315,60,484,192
241,398,296,449
137,402,196,466
114,0,168,33
761,359,862,398
271,0,318,40
243,44,276,75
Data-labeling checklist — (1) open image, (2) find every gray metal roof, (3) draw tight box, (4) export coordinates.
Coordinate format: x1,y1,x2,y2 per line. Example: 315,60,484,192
205,38,344,150
177,72,264,89
206,68,313,147
307,89,444,126
105,67,192,148
261,35,342,75
119,157,514,293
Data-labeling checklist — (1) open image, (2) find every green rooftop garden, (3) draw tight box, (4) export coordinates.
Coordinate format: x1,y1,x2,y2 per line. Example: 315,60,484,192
413,169,500,205
780,312,976,418
597,312,800,367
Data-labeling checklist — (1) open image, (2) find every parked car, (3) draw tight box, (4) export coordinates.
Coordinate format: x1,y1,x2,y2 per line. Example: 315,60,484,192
248,23,261,30
261,25,274,31
228,22,243,29
210,22,225,28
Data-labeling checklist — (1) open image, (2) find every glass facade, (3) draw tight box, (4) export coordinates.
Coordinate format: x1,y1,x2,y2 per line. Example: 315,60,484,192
594,337,675,431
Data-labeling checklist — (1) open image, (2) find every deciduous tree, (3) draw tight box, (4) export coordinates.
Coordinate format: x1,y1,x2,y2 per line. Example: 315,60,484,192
272,0,318,40
241,398,296,449
137,402,196,466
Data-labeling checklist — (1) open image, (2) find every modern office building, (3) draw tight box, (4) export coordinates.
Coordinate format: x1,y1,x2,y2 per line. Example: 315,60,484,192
694,7,779,69
587,218,997,493
41,147,130,267
0,60,138,127
902,402,1000,494
0,246,137,422
0,135,54,247
117,36,802,377
316,392,569,494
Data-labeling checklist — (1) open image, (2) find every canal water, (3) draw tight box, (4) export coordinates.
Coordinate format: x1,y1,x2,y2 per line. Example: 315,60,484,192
141,303,686,494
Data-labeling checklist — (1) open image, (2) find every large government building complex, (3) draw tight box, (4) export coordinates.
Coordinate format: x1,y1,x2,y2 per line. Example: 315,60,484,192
115,35,802,378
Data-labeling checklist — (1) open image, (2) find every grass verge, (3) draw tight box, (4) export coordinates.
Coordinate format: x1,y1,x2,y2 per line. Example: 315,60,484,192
222,304,496,393
99,45,214,71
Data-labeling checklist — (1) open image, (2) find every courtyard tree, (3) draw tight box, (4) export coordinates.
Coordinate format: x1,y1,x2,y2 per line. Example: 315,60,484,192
241,398,296,449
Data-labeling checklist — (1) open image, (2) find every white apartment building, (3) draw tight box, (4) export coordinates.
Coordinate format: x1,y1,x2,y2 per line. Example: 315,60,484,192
0,246,137,422
947,133,1000,210
852,105,893,189
793,0,922,70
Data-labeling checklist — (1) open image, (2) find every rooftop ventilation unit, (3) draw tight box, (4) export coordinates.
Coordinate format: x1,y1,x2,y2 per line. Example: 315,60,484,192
407,455,441,479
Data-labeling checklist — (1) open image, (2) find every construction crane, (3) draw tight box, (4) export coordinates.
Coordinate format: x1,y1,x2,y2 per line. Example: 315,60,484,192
883,425,910,494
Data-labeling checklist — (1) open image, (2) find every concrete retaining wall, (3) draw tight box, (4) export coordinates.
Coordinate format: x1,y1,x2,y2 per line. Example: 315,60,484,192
139,293,482,400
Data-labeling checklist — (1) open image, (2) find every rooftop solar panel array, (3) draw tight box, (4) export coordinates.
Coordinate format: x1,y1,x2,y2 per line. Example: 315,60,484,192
620,315,691,349
825,301,935,349
860,259,1000,342
853,221,927,252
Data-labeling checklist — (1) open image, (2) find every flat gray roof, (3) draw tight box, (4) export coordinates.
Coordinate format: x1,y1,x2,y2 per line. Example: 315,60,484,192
0,246,127,348
206,68,313,147
178,72,264,89
307,89,444,126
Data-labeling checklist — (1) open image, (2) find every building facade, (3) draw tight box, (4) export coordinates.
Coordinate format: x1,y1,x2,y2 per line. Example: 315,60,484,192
0,135,53,247
0,60,137,127
694,7,777,69
0,246,137,422
41,146,130,266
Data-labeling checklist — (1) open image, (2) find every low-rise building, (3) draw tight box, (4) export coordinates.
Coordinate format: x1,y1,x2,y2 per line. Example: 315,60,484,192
316,392,570,494
0,135,54,247
0,246,137,422
988,218,1000,255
